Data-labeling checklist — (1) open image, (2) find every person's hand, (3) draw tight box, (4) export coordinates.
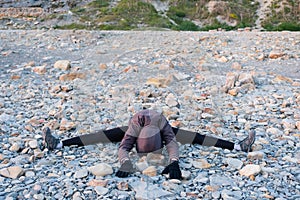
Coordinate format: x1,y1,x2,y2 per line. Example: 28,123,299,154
116,160,134,178
162,161,182,180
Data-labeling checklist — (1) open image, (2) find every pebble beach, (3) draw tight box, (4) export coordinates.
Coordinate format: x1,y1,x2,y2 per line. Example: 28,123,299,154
0,30,300,199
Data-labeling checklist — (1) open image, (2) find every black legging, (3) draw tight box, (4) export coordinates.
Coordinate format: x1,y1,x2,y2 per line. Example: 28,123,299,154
62,126,234,150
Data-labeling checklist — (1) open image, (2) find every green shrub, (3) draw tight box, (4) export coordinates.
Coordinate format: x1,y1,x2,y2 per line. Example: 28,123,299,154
54,23,87,30
110,0,171,30
148,15,173,29
200,21,235,31
88,0,110,8
263,22,300,31
278,22,300,31
72,8,86,14
168,7,186,18
177,20,199,31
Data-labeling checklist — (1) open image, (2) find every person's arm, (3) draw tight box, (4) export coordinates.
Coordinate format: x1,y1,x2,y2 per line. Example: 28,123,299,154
160,116,182,180
118,133,137,164
160,117,179,161
116,120,140,178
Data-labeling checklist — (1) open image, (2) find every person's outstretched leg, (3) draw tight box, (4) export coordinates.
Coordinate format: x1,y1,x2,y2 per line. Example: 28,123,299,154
43,126,128,150
172,127,234,150
62,126,128,147
172,127,256,152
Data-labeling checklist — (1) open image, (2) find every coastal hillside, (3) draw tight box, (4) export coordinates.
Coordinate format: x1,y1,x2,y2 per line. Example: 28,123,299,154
0,0,299,31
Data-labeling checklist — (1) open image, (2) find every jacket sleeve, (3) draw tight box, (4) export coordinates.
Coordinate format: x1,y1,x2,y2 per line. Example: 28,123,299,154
118,120,140,164
159,116,179,161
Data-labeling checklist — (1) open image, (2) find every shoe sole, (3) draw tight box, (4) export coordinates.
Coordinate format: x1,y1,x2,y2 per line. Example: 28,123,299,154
42,127,52,149
247,130,256,152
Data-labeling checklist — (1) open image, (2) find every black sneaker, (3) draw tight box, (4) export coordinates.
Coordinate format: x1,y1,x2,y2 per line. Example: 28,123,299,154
43,127,59,150
238,130,256,152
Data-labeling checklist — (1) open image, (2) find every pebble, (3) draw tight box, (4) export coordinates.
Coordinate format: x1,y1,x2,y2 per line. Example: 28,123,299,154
33,194,44,200
269,50,285,59
54,60,71,70
28,140,38,149
239,164,261,177
72,192,83,200
59,72,85,81
0,30,299,199
212,191,221,199
33,184,42,191
231,62,242,70
87,179,108,187
181,170,191,180
162,180,183,192
266,127,283,135
0,166,24,179
221,189,242,200
74,169,88,179
94,186,109,196
32,65,46,74
25,170,35,177
131,180,173,199
9,142,20,152
192,159,212,169
224,158,243,169
146,153,165,165
210,175,235,187
135,159,149,171
59,118,76,131
142,166,157,177
87,163,113,177
117,181,129,191
247,151,264,160
165,93,178,107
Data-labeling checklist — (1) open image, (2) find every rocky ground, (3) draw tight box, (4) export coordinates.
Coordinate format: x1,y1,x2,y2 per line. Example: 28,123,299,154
0,30,299,200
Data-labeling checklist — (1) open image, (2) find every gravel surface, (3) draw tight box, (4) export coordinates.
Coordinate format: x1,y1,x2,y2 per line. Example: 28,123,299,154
0,30,299,200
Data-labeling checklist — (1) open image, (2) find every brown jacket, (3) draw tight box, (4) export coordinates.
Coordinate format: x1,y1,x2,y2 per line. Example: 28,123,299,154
118,110,179,163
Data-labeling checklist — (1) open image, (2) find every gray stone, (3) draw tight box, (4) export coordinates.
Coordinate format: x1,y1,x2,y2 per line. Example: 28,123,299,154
210,175,235,187
224,158,243,169
130,180,173,200
239,164,261,177
28,140,38,149
0,166,24,179
9,142,20,152
221,189,242,200
33,194,44,200
74,169,88,179
135,158,149,172
0,113,14,123
94,186,109,196
247,151,265,160
212,191,221,199
165,93,178,107
54,60,71,70
173,72,190,81
266,127,283,135
25,170,35,177
87,163,113,177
